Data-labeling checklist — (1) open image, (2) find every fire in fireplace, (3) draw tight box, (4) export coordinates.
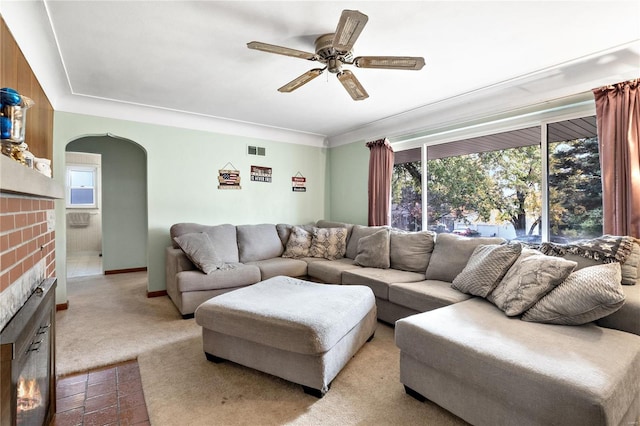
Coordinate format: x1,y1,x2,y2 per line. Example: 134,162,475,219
0,278,56,426
17,376,43,413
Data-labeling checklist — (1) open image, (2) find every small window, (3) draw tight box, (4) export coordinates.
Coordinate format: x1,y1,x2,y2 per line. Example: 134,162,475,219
66,166,97,208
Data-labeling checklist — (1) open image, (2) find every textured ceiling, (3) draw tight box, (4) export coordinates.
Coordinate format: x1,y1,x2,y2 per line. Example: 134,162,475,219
2,1,639,145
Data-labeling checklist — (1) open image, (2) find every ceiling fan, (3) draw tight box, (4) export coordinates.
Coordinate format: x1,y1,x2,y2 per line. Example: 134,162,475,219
247,9,425,101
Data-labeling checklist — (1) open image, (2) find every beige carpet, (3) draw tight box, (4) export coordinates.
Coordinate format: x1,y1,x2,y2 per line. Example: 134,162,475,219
56,271,199,376
56,272,467,425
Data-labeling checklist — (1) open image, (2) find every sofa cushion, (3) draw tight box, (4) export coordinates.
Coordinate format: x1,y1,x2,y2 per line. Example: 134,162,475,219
522,263,625,325
176,264,261,292
451,242,522,297
170,223,239,263
345,225,389,259
425,233,506,282
354,229,390,269
342,268,425,300
488,249,577,316
246,258,308,280
389,280,473,313
389,230,435,273
281,226,313,258
237,224,284,263
309,227,348,260
597,281,640,335
623,241,640,283
173,232,230,274
306,258,361,284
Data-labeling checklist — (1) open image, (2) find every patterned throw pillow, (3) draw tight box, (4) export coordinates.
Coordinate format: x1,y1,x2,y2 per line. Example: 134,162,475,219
488,249,577,316
354,229,390,269
425,233,506,282
282,226,313,258
522,263,625,325
540,236,639,285
309,227,348,260
451,242,522,297
173,232,228,274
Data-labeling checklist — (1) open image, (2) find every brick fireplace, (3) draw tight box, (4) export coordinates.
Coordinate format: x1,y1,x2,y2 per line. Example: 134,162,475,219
0,194,57,330
1,154,63,425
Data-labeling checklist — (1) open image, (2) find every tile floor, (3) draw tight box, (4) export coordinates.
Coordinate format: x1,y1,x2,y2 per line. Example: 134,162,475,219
54,360,150,426
67,253,103,278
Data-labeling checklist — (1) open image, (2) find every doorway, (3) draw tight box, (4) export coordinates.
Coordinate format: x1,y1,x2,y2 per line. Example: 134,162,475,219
65,151,103,277
65,134,148,278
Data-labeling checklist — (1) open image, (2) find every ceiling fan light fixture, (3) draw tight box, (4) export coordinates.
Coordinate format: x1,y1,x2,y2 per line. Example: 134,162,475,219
278,68,324,93
247,9,424,101
355,56,426,70
337,70,369,101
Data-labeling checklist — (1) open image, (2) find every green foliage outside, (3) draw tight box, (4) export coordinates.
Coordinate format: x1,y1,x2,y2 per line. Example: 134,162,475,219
392,138,602,239
548,137,602,239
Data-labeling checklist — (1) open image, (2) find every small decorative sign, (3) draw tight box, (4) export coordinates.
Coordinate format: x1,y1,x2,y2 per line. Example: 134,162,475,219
292,172,306,192
250,165,272,183
218,163,241,189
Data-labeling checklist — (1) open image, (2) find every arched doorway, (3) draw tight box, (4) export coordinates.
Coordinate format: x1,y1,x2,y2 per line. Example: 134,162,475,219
65,134,148,277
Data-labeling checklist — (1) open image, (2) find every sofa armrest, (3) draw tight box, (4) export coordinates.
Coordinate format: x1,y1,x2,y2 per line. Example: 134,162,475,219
166,247,196,272
166,247,196,300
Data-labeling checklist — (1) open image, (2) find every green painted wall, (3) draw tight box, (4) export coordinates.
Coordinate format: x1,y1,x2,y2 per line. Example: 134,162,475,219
327,141,369,225
67,136,148,272
53,112,328,302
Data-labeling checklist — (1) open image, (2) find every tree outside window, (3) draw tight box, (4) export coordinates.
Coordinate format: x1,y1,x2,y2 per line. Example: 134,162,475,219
391,116,602,242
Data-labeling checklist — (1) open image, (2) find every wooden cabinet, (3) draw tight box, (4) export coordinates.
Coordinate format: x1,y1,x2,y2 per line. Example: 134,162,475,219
1,16,54,170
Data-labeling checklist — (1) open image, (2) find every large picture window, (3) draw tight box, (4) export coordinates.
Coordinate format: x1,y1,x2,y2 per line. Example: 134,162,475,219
392,115,602,243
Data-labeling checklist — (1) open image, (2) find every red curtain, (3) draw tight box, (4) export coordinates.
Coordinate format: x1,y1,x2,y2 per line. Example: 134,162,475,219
366,138,394,226
592,79,640,238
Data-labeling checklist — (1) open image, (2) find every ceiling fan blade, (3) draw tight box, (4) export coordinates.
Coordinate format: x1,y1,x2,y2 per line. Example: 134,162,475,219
247,41,317,61
278,68,324,93
332,10,368,53
337,70,369,101
354,56,426,70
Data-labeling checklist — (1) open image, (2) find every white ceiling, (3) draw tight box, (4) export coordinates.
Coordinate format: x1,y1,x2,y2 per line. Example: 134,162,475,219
2,1,639,147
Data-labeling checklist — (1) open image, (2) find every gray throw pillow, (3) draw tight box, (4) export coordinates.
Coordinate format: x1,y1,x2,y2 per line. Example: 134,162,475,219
451,242,522,297
389,230,435,272
173,232,227,274
346,225,389,259
354,229,390,268
425,233,506,282
522,263,625,325
309,227,348,260
282,226,313,258
488,249,577,316
621,242,640,284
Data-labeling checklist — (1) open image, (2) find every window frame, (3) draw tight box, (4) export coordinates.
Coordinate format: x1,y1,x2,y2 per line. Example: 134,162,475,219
391,100,598,241
66,165,99,209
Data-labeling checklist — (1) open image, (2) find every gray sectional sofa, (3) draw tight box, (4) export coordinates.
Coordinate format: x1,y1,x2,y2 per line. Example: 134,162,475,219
166,220,640,425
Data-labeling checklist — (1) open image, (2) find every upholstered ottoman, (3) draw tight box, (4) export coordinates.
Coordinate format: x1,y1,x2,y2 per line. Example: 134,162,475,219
194,276,377,397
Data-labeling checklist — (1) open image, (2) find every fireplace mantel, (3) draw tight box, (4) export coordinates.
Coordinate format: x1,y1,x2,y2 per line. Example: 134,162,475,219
0,155,64,199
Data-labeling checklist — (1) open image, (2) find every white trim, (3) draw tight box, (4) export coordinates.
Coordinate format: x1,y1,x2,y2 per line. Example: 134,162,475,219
391,95,595,152
540,123,550,243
